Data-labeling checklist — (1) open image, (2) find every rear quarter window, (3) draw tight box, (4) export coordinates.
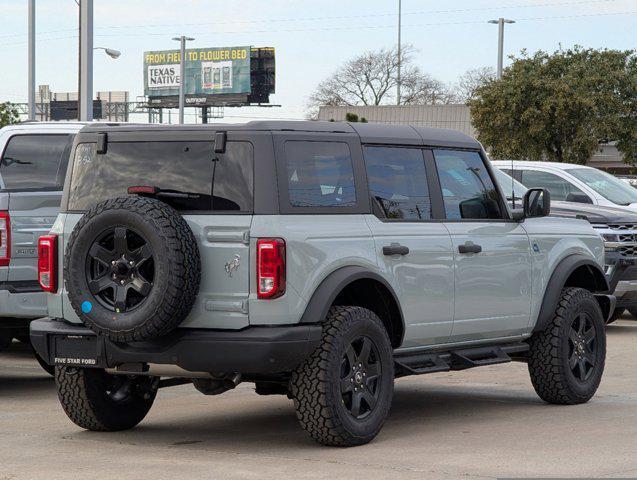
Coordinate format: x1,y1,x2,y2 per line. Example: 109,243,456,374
67,140,253,212
284,141,356,208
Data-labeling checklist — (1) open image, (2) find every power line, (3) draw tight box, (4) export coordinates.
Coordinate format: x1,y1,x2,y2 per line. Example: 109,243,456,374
0,0,623,39
1,9,635,48
85,0,632,30
93,10,637,38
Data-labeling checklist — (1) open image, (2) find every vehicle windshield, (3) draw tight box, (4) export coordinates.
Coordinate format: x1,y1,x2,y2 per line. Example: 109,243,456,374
492,167,527,200
569,168,637,206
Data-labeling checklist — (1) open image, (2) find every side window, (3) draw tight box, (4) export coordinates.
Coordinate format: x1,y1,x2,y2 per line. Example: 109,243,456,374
68,141,253,212
364,146,432,220
0,134,72,190
284,141,356,207
519,170,585,201
434,150,504,220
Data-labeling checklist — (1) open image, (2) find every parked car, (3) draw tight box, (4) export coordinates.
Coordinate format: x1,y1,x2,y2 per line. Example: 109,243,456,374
0,122,82,369
32,122,612,447
616,175,637,188
492,160,637,211
494,167,637,323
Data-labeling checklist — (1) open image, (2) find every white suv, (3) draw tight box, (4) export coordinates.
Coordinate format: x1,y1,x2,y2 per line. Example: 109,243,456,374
492,160,637,212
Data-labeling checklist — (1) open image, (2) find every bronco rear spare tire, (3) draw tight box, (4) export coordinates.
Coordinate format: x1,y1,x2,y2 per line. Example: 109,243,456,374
65,196,201,342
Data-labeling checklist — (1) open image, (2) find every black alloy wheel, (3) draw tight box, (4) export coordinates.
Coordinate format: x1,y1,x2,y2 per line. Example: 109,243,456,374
86,226,154,313
568,312,597,382
340,336,382,419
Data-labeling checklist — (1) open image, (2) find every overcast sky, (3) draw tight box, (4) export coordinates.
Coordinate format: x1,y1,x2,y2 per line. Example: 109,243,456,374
0,0,635,122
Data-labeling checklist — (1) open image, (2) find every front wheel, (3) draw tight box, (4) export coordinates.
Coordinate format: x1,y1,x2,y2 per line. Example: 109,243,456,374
55,367,158,431
290,306,394,447
528,287,605,405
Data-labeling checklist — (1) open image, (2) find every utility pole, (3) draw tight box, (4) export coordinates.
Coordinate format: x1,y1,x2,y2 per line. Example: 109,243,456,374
396,0,402,105
79,0,94,121
27,0,35,121
172,36,194,124
488,18,515,79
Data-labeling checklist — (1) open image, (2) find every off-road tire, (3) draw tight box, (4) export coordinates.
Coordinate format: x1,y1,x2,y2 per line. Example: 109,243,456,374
528,287,606,405
606,307,625,325
290,306,394,447
626,307,637,319
55,366,157,431
65,196,201,342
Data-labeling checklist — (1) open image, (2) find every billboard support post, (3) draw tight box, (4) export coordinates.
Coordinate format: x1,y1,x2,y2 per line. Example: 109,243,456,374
172,35,194,124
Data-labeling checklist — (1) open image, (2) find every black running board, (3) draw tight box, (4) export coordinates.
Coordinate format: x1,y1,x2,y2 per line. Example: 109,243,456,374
394,342,529,377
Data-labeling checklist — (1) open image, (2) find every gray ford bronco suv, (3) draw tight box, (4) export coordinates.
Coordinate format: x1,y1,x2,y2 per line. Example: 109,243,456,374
0,122,80,360
32,121,613,447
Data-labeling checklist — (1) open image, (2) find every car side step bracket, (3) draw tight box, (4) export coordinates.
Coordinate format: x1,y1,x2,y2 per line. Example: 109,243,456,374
394,342,529,378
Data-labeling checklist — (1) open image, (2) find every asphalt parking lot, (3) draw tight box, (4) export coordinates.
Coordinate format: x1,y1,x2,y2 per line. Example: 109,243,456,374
1,318,636,480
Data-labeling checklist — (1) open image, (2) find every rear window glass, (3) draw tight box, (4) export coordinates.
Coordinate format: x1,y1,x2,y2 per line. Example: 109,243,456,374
285,141,356,207
67,141,253,212
0,134,72,190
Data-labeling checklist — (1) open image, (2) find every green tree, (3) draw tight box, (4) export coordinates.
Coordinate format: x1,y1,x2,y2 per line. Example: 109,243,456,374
0,102,20,128
468,47,637,164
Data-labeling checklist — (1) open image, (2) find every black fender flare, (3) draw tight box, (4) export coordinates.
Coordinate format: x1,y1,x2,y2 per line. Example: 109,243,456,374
299,266,405,341
534,254,610,332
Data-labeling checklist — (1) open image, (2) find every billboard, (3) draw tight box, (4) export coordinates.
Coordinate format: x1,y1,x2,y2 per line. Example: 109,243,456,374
144,46,252,99
144,46,275,108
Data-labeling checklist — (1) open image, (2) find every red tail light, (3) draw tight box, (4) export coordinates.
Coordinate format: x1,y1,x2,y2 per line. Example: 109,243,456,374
256,238,286,299
38,235,57,293
0,211,9,267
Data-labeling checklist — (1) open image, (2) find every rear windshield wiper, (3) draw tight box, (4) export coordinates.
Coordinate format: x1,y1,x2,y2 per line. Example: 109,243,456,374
127,185,202,199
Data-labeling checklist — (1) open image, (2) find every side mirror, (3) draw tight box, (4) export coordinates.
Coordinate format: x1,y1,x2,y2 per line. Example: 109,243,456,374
523,188,551,218
565,192,593,204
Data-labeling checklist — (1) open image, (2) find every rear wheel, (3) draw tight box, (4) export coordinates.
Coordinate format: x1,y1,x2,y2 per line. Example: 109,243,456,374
291,306,394,447
55,366,158,431
528,287,605,404
627,307,637,319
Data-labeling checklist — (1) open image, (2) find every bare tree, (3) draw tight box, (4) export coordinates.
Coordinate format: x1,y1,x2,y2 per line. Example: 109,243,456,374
453,66,495,102
400,70,455,105
307,45,452,117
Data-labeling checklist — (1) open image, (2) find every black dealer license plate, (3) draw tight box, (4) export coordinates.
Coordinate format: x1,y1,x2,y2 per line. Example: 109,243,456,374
53,335,100,367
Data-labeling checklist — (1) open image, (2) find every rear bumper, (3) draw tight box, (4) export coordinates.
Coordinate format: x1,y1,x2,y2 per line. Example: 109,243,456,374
0,288,47,319
30,318,323,375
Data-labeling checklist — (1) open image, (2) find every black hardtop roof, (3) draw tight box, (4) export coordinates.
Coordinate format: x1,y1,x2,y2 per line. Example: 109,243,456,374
80,120,480,149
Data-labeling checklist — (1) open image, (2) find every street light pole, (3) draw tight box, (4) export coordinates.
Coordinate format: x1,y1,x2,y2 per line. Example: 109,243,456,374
79,0,94,121
396,0,402,105
27,0,35,121
488,18,515,80
172,36,194,124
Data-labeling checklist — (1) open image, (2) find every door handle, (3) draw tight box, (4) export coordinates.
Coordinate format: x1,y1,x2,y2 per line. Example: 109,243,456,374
383,243,410,256
458,242,482,254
